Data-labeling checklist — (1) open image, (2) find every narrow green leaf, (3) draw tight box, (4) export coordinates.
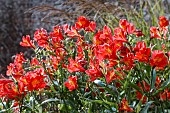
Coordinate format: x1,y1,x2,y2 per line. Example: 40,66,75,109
40,98,59,106
88,103,92,113
91,100,103,104
103,100,118,109
129,83,143,94
94,80,105,87
153,77,170,96
150,69,156,91
136,95,145,113
141,101,154,113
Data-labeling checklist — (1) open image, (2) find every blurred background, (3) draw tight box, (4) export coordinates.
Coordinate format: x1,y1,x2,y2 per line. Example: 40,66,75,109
0,0,169,75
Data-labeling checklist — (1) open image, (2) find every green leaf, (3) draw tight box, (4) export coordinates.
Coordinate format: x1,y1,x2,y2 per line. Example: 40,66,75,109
145,65,151,76
136,96,144,113
103,100,118,109
58,104,72,111
141,101,154,113
153,77,170,96
129,83,143,94
150,69,156,91
94,80,105,87
40,98,59,106
91,100,103,104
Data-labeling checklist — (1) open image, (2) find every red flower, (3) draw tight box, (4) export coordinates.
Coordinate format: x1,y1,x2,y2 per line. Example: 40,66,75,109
160,89,170,101
159,16,169,28
30,57,41,67
155,76,161,87
50,26,64,49
133,41,146,52
102,26,112,39
66,26,81,38
6,62,24,80
105,69,121,84
112,27,127,42
85,21,96,32
6,82,25,100
75,16,96,32
20,69,47,91
93,26,113,46
119,19,135,34
6,53,25,79
75,16,90,30
127,23,136,34
34,28,49,48
119,19,129,32
150,50,168,68
135,48,151,63
75,45,87,66
62,24,70,34
134,30,144,37
119,98,133,112
14,52,26,63
0,80,25,100
121,53,134,70
93,30,103,45
34,28,48,41
150,27,161,39
50,25,63,42
50,55,59,70
20,35,35,49
55,47,67,61
85,59,103,81
136,91,147,104
97,43,115,60
134,41,151,63
64,76,78,91
118,46,130,57
67,58,85,73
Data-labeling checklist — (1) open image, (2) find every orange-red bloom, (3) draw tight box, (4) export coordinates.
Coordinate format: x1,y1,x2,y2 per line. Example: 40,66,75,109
75,16,90,30
121,52,134,70
159,16,169,28
50,25,63,42
119,19,135,34
86,21,96,32
20,68,47,91
14,52,26,63
85,59,103,81
113,27,127,42
97,43,116,60
6,53,26,79
66,26,81,38
134,41,151,63
150,27,161,39
30,57,41,67
0,79,25,100
105,69,121,84
6,62,24,80
20,35,35,49
134,30,144,37
67,58,85,73
150,50,168,69
64,76,78,91
119,98,133,112
160,89,170,101
34,28,49,48
118,46,130,57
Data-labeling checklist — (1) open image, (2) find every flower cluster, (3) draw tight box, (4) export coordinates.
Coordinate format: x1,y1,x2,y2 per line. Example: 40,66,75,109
0,16,169,112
